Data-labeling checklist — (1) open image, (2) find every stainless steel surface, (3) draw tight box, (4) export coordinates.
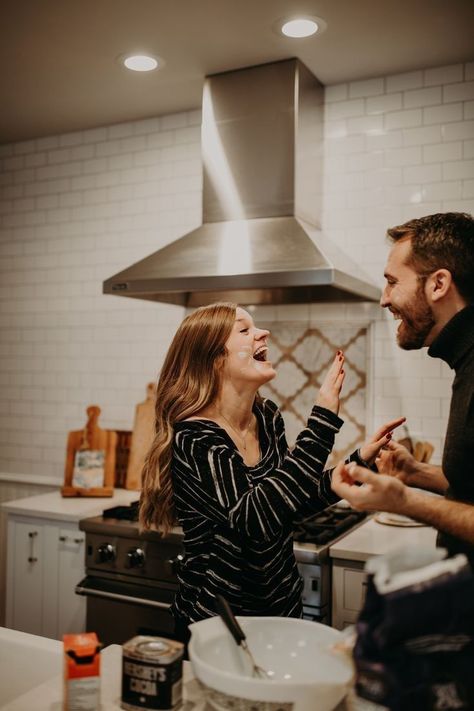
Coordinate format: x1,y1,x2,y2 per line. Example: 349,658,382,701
75,584,172,609
104,59,379,306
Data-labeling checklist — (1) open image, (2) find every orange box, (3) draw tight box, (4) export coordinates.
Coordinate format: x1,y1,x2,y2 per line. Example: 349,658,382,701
63,633,101,711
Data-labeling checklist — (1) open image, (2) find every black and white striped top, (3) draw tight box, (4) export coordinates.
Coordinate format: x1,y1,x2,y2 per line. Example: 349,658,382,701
170,398,343,623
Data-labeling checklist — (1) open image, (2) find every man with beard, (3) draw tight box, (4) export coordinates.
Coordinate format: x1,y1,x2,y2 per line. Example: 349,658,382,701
332,212,474,558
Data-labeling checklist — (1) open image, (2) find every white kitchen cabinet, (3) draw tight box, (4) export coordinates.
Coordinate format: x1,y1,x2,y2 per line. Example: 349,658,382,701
3,490,138,641
331,558,367,630
6,515,85,640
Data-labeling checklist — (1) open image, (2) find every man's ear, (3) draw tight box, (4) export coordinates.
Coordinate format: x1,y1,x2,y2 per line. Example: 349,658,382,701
426,269,452,302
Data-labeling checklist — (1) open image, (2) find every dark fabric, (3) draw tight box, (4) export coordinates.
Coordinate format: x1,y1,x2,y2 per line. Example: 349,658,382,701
170,398,343,625
428,305,474,559
354,564,474,710
173,616,191,660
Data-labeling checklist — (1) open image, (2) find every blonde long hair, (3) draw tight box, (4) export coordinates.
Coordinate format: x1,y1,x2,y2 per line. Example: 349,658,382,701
139,302,237,532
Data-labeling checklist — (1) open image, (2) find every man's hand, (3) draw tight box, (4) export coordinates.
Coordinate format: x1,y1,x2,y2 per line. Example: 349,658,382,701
376,440,449,494
331,461,408,514
359,417,406,465
316,351,345,416
375,439,418,483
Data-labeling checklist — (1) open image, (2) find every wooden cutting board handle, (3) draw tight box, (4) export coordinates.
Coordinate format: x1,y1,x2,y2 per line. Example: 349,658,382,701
125,383,157,491
62,405,117,497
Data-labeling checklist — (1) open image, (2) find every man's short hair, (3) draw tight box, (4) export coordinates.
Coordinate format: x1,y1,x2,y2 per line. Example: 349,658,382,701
387,212,474,303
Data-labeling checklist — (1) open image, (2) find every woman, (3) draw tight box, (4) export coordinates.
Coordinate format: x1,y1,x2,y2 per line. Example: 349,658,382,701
140,303,403,640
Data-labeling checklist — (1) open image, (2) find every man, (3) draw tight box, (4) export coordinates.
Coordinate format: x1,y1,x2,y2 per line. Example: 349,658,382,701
332,212,474,557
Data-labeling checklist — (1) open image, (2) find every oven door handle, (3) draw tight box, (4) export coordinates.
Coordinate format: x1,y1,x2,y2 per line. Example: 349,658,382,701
75,584,171,610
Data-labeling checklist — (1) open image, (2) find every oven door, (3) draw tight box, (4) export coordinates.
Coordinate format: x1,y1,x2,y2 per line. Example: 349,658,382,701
76,575,177,646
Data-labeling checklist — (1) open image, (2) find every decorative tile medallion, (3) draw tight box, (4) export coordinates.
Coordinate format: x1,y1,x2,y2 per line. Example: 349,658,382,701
260,322,367,466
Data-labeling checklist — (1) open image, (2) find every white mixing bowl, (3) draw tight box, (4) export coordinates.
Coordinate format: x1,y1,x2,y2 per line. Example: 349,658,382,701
188,615,353,711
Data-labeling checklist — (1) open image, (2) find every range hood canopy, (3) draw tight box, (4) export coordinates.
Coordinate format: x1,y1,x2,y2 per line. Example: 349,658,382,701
104,59,380,306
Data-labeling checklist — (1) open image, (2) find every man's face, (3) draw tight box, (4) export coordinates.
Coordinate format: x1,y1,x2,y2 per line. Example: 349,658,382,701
381,238,436,350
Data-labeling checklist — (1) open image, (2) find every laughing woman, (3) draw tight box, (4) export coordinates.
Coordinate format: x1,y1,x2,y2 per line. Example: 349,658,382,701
139,302,402,643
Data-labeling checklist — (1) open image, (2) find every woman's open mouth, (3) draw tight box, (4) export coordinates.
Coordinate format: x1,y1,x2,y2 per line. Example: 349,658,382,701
253,346,268,362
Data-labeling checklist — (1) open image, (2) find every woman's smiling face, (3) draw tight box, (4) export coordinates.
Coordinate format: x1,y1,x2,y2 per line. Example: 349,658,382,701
223,307,276,386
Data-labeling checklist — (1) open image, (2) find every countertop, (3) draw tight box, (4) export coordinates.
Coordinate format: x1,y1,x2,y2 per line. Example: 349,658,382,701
0,628,382,711
1,489,139,523
329,517,438,563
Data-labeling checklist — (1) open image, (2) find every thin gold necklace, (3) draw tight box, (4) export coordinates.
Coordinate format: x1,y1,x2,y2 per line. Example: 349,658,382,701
217,410,253,452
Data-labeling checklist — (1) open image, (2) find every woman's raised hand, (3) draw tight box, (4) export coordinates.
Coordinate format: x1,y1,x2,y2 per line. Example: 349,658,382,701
358,417,406,465
316,351,345,415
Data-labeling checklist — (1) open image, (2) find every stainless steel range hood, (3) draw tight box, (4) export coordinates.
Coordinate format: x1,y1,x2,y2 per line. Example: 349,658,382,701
104,59,380,306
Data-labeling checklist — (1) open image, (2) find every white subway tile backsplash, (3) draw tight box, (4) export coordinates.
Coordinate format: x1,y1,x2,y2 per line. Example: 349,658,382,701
349,77,384,98
160,113,188,130
422,181,463,201
366,93,402,115
443,81,474,103
385,146,422,167
36,136,60,151
324,84,349,103
59,131,84,148
386,71,423,93
403,163,442,183
82,127,108,144
108,122,135,139
48,148,71,165
423,103,463,125
424,64,463,87
134,117,162,135
385,109,422,130
404,86,442,109
423,142,463,163
326,99,365,121
347,114,384,134
442,159,474,180
442,120,474,143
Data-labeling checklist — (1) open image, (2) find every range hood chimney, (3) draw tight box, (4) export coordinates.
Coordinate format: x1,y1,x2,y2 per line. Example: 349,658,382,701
104,59,380,306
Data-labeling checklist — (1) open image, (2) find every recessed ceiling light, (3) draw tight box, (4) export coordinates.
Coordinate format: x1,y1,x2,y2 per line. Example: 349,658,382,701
278,16,327,38
123,54,160,72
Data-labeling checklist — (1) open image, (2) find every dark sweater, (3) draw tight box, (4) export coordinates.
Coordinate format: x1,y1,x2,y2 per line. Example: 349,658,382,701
428,304,474,558
170,399,342,623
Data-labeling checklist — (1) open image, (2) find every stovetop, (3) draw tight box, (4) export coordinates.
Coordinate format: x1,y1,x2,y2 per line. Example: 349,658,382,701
79,499,367,561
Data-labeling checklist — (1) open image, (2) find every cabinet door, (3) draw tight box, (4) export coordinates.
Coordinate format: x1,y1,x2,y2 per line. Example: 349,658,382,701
56,525,86,636
332,561,367,630
6,519,44,635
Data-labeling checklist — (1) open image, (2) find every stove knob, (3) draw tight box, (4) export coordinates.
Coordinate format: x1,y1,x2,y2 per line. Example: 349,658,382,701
126,547,145,568
96,543,116,563
168,554,184,575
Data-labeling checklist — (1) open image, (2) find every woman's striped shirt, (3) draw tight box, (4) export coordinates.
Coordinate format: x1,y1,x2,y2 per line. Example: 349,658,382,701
170,398,343,623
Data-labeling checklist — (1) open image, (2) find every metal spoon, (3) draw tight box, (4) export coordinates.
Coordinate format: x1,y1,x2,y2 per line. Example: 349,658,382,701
215,595,271,680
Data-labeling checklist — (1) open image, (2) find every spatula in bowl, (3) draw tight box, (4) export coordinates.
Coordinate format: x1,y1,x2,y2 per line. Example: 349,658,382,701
214,595,271,680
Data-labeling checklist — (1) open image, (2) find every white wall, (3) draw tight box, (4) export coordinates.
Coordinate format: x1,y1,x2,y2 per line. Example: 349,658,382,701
0,62,473,481
322,62,474,460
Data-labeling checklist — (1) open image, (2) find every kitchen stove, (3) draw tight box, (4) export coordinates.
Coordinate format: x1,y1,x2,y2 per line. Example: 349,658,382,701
76,500,366,645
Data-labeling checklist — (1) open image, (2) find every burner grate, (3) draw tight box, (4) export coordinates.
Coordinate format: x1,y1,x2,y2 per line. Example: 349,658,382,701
103,500,139,521
293,508,366,545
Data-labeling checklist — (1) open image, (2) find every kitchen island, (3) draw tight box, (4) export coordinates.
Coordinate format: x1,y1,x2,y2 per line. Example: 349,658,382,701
0,626,379,711
329,517,437,629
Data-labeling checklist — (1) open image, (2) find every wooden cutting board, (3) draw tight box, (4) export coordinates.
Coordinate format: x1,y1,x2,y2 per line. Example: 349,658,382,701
125,383,157,490
62,405,117,497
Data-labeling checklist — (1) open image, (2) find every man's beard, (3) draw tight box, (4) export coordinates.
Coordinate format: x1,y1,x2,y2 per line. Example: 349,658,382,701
396,285,436,350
